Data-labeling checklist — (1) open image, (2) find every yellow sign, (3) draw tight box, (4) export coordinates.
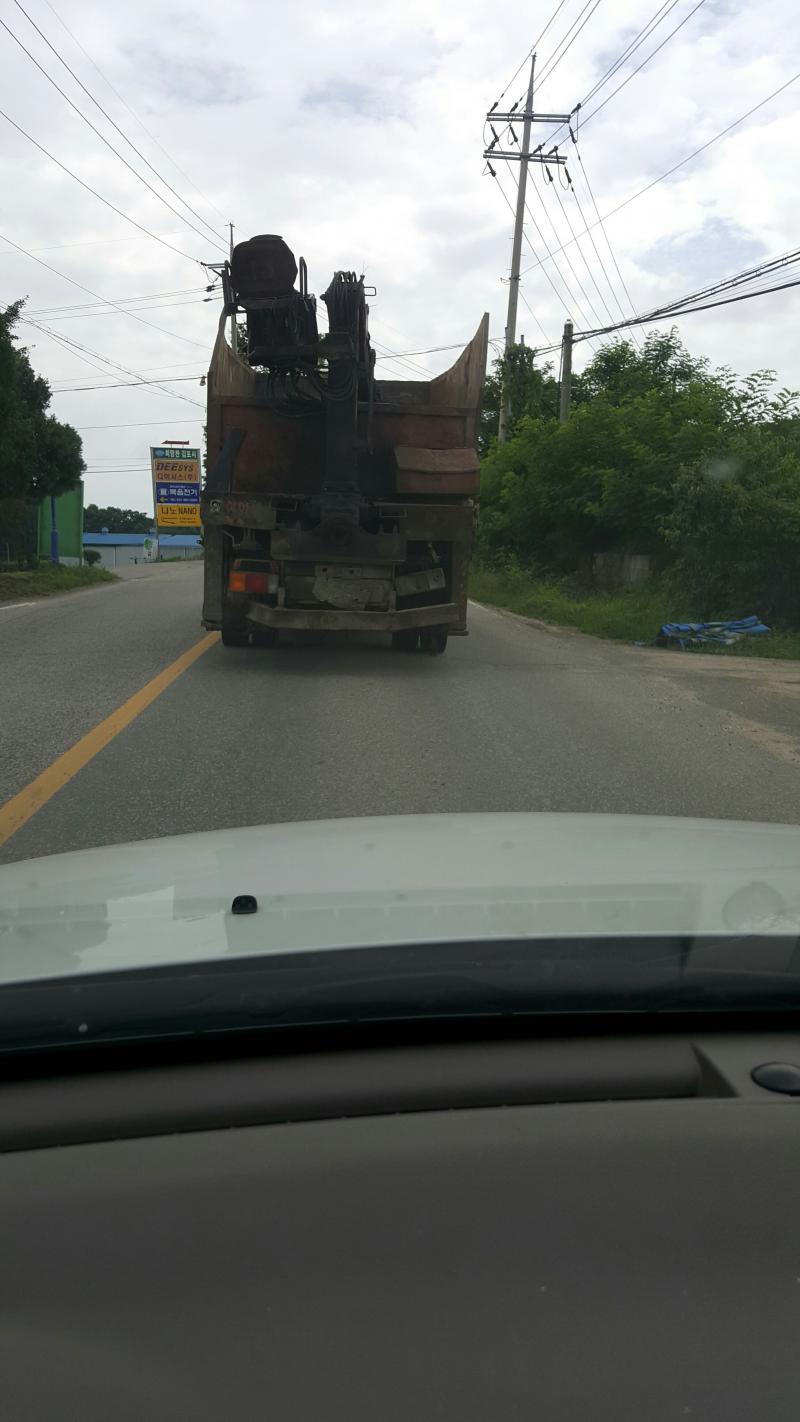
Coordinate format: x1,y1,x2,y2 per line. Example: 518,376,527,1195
157,504,201,528
153,457,200,478
151,444,201,529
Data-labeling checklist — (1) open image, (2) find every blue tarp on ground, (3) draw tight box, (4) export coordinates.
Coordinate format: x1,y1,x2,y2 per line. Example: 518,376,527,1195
658,616,770,649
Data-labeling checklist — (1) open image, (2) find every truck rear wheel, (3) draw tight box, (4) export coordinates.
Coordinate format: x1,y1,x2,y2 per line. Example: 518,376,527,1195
419,626,448,656
392,629,419,652
221,613,251,647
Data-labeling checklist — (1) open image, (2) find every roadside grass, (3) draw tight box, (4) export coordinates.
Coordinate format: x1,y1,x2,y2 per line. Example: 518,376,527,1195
0,564,117,603
469,563,800,661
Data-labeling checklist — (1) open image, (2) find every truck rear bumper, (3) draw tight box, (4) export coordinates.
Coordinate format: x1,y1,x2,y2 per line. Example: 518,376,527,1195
245,601,459,633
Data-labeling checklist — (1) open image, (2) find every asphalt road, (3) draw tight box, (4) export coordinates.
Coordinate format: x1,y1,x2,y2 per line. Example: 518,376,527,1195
2,561,800,865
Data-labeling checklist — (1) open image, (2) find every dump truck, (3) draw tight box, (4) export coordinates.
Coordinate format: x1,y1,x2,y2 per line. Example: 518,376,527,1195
201,235,488,654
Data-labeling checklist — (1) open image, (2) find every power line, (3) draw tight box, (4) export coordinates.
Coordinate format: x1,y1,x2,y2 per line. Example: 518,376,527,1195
573,265,800,343
0,105,206,268
597,69,800,227
491,0,579,122
631,248,800,323
528,1,573,70
560,158,642,348
31,232,197,253
372,344,432,377
580,0,679,109
523,177,604,330
518,288,553,346
498,0,603,123
76,420,204,430
524,248,800,349
536,0,606,91
373,341,481,360
519,70,800,278
375,349,434,378
40,0,229,228
571,150,640,332
51,357,202,384
31,328,110,380
1,9,228,254
537,0,708,150
0,228,209,349
488,1,566,109
11,0,225,246
46,375,204,392
33,298,216,322
369,315,421,347
370,339,433,378
27,286,209,316
580,0,709,127
538,0,680,144
543,174,616,325
491,168,569,340
21,316,205,407
602,274,800,331
563,182,626,324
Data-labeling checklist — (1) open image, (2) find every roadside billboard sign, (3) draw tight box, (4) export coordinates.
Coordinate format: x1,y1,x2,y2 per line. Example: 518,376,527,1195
150,446,201,528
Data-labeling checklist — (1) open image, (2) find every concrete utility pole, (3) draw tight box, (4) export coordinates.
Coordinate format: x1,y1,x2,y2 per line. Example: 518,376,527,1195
484,61,572,441
228,222,236,352
498,55,537,442
559,320,573,422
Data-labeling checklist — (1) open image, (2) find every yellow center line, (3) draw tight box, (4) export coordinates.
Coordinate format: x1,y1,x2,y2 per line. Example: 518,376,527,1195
0,631,220,850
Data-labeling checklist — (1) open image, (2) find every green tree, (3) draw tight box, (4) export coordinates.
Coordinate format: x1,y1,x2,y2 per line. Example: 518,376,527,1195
666,420,800,621
578,330,710,405
0,301,84,505
84,504,152,533
480,332,800,628
480,333,734,569
480,343,558,455
478,326,800,624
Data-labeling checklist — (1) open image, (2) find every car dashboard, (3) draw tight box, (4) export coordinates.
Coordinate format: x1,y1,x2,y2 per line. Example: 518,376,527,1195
1,1018,799,1420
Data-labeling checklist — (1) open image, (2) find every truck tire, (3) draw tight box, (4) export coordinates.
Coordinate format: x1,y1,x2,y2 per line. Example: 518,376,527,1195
392,629,419,652
419,626,448,656
221,618,251,648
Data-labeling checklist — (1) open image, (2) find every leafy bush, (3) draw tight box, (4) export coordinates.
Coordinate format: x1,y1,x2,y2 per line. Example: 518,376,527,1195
83,548,102,567
479,329,800,627
666,423,800,622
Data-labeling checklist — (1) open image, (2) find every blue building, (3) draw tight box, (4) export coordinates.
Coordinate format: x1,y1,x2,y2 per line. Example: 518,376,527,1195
82,532,202,568
159,535,203,560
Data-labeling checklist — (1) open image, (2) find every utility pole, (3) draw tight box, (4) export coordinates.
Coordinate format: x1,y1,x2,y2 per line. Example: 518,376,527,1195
499,54,536,442
484,58,572,440
559,320,573,422
228,222,236,352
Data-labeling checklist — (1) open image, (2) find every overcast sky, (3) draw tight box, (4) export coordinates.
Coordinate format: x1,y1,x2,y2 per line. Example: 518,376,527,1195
1,0,798,514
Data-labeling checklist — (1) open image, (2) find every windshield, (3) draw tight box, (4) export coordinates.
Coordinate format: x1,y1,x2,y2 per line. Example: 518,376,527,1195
2,0,800,1038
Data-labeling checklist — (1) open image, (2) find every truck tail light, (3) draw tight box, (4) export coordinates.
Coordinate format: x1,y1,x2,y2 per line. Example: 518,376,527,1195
229,561,279,595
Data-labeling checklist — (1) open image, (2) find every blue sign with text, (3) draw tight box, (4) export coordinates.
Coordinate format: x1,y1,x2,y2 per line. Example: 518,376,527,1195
156,483,201,504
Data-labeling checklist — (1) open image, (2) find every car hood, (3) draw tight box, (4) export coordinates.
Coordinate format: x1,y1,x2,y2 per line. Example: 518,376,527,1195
1,813,799,984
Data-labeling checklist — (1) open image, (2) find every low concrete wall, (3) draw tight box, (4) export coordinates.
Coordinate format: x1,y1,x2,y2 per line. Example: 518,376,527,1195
593,552,652,589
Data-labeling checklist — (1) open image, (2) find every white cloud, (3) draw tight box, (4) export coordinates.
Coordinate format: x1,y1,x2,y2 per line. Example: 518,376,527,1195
0,0,798,511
